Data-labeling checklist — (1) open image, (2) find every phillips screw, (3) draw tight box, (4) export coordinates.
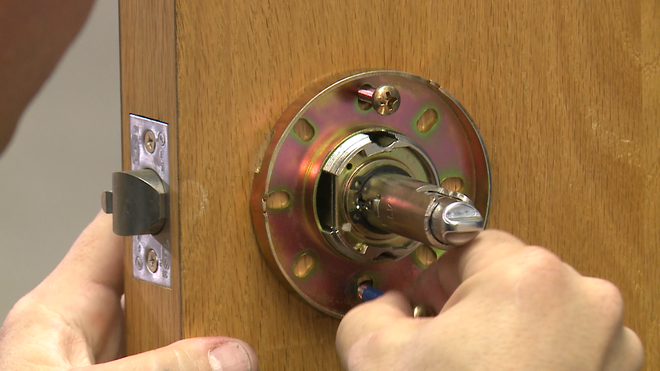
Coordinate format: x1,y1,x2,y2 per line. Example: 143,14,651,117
357,85,401,115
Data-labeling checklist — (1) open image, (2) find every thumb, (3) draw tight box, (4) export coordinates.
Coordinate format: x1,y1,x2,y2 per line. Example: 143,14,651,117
85,337,258,371
336,291,425,369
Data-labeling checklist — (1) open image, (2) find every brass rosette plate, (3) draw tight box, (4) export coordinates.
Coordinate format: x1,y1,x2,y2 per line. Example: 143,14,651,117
251,70,491,317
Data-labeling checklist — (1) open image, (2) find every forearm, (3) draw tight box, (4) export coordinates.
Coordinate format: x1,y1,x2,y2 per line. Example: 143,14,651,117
0,0,94,153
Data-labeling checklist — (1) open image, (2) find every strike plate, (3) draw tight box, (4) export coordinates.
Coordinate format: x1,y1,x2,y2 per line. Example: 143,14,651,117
130,114,171,288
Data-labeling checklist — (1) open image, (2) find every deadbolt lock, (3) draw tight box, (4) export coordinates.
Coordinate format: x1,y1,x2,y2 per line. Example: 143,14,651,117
251,71,491,317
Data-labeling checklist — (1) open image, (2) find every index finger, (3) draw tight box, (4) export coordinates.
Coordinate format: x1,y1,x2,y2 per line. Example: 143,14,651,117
404,229,527,313
29,211,125,362
42,211,124,297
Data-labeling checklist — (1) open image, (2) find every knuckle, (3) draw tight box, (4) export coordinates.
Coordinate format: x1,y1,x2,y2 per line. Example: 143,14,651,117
144,344,195,371
585,278,625,321
169,340,202,365
504,246,565,283
8,294,35,316
522,246,563,267
478,229,525,247
336,309,365,355
491,247,575,301
169,347,192,368
344,332,389,371
627,329,645,370
2,294,38,328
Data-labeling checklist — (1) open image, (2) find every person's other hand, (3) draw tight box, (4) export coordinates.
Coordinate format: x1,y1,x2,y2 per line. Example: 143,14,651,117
337,230,643,371
0,212,258,371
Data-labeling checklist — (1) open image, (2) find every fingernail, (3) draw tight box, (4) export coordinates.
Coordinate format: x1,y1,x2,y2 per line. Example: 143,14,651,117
209,342,252,371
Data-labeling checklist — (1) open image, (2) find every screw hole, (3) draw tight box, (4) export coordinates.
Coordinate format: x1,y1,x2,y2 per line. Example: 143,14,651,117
416,108,439,133
293,118,315,142
415,245,438,267
346,163,353,170
358,101,372,111
293,252,315,278
357,274,373,287
373,252,397,262
441,177,464,192
266,190,291,210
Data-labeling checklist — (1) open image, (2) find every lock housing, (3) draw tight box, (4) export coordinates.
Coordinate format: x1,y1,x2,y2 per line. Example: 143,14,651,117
251,70,491,317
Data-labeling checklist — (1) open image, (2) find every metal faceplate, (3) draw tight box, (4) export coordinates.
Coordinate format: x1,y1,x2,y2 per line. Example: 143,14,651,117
251,71,491,318
130,114,171,288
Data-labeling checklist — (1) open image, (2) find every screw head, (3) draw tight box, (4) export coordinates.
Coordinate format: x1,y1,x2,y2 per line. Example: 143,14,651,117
353,242,369,255
413,303,436,318
372,85,400,115
146,249,159,273
144,130,156,153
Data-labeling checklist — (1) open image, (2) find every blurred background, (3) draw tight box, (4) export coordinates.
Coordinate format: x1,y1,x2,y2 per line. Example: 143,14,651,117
0,1,120,319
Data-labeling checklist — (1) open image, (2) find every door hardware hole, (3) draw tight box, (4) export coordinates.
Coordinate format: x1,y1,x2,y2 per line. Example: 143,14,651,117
358,100,372,111
416,245,438,267
266,190,291,210
368,131,397,147
416,108,439,133
441,177,464,192
293,252,315,278
346,163,353,170
373,252,397,262
316,172,335,232
357,274,373,287
293,118,315,142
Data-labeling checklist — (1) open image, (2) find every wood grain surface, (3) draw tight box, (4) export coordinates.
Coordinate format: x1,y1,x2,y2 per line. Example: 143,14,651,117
121,1,659,369
120,0,181,353
642,0,659,367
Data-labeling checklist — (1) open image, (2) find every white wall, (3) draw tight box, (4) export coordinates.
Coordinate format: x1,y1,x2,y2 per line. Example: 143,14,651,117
0,1,120,319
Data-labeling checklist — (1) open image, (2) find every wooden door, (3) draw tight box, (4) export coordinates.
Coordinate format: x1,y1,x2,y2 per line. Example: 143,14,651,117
119,1,659,369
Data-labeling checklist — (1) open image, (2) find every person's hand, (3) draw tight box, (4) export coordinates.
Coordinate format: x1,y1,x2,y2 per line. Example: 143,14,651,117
0,212,258,371
336,230,644,370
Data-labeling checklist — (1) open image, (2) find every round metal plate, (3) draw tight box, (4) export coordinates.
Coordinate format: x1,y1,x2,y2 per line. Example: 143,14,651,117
251,70,491,317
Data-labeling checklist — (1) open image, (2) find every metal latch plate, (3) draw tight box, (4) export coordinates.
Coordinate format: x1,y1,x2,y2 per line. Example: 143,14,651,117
130,114,171,288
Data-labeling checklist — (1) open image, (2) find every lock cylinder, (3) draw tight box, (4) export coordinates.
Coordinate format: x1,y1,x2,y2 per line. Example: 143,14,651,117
358,173,483,248
315,129,483,263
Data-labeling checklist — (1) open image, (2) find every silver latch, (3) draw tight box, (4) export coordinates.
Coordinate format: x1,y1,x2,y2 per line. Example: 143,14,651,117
102,169,167,236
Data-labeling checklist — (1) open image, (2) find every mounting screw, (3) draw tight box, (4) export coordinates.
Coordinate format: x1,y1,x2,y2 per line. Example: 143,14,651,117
144,130,156,153
413,304,436,318
357,85,401,115
353,242,369,255
146,249,159,273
